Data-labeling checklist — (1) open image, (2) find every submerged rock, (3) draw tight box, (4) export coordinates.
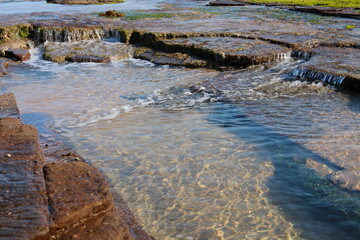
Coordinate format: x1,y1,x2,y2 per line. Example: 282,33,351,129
44,40,133,63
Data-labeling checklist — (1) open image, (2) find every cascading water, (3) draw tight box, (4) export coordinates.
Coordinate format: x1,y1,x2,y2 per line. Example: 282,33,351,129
292,67,346,86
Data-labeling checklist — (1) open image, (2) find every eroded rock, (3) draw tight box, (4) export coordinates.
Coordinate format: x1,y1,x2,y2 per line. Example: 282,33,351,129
0,93,19,117
44,41,133,63
0,117,50,240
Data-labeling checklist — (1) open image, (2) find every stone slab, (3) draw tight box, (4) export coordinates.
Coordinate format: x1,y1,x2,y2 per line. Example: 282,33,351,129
161,37,292,68
44,161,133,240
44,41,133,63
0,93,20,117
0,117,49,240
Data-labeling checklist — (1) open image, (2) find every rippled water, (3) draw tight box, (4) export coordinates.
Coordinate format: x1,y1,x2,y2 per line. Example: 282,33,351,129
2,47,360,240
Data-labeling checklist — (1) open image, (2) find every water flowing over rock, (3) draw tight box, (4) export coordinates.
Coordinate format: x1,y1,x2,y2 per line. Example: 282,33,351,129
292,47,360,90
34,27,109,43
44,41,133,63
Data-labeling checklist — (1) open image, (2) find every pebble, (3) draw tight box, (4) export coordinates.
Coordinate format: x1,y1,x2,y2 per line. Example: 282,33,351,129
6,153,11,158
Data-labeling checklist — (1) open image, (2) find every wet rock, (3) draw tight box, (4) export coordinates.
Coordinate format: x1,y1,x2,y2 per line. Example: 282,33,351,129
160,37,292,68
44,161,132,240
135,48,209,68
5,48,31,61
329,170,360,191
292,47,360,91
46,0,124,5
44,41,133,63
0,117,50,240
0,59,8,76
0,93,20,117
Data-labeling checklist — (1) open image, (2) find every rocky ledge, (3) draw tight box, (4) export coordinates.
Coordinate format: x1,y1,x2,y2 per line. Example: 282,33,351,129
44,41,133,63
0,93,154,240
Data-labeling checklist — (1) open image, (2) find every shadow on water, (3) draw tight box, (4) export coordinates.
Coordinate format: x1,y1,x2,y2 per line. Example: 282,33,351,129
205,101,360,240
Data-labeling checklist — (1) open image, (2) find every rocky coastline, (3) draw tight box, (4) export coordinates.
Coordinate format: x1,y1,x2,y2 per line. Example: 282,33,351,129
1,0,360,239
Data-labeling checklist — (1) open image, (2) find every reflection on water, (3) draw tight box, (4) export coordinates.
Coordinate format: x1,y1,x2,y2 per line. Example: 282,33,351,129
1,48,360,239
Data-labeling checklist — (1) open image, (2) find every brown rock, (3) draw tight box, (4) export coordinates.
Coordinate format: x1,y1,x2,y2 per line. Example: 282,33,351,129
44,161,132,240
5,48,31,61
44,41,133,63
0,59,8,76
0,93,20,117
0,117,50,240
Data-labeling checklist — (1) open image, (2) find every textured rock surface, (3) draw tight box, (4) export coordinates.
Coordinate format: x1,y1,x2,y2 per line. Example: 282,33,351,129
0,93,19,117
0,117,49,240
160,37,292,68
44,41,133,63
135,48,209,68
44,161,132,240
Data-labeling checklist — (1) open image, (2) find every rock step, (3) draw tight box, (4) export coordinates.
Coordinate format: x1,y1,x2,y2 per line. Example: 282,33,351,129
44,41,133,63
0,93,19,117
0,117,49,240
158,37,292,68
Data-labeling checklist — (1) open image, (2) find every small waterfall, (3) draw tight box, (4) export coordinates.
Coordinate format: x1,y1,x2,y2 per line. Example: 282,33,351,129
292,67,345,86
291,51,312,60
277,52,292,61
33,27,110,43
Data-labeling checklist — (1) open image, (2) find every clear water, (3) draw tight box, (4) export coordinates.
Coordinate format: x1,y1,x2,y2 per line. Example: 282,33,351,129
2,47,360,240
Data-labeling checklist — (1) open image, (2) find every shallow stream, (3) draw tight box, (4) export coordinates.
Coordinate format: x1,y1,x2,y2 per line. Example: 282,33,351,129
1,46,360,239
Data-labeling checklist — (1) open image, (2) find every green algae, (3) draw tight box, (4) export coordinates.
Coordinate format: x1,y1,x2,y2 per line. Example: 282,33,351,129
345,24,356,29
